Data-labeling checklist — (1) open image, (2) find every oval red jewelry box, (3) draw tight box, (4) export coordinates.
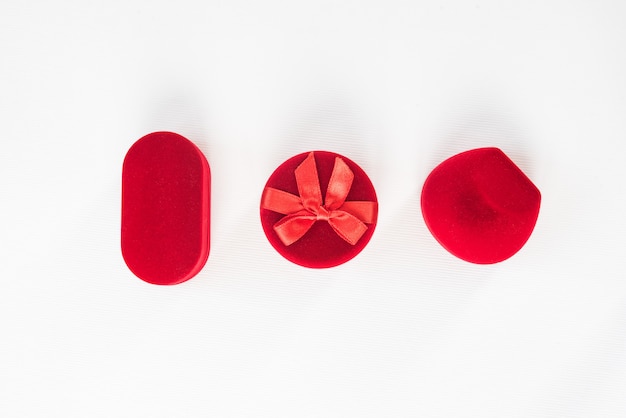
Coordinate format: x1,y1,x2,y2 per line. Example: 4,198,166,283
121,132,210,285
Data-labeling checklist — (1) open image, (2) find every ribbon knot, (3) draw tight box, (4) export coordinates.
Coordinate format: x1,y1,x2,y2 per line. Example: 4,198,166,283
316,206,330,221
261,152,378,246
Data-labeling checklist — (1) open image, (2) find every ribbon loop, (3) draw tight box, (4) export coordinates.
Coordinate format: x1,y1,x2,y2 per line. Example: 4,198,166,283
295,152,323,212
324,157,354,210
261,187,304,215
262,152,378,246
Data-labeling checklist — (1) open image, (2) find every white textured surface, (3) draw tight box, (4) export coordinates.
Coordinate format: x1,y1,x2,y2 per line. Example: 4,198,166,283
1,1,625,417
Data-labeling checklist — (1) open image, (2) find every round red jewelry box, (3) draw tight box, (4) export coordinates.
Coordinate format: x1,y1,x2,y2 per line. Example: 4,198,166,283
260,151,378,268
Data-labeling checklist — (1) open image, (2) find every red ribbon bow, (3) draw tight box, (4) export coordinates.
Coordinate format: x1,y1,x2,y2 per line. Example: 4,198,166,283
261,152,378,246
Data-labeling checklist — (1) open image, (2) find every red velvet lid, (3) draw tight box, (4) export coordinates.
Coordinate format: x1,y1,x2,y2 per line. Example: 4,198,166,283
260,151,378,268
121,132,210,284
421,147,540,264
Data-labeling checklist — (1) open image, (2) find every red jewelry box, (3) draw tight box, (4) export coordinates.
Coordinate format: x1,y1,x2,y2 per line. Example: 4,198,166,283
260,151,378,268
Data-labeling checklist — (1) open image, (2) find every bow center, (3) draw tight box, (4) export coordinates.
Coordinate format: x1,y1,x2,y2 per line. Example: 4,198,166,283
315,206,331,221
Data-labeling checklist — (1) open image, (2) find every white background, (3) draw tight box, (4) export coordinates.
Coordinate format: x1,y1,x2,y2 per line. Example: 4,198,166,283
1,0,626,417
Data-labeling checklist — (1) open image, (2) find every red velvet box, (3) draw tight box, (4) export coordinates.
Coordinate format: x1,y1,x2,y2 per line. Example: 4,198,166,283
121,132,211,284
260,151,378,268
421,147,541,264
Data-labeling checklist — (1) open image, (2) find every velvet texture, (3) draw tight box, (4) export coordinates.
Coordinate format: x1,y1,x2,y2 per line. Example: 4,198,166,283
421,147,540,264
121,132,210,284
261,151,378,268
